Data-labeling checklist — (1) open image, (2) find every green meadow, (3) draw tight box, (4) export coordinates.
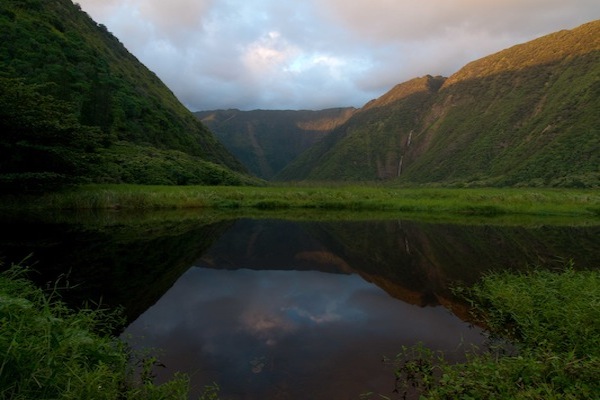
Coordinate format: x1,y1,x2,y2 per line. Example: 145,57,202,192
1,185,599,219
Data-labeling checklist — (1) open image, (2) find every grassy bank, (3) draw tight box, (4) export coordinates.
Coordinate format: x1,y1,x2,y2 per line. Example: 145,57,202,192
382,267,600,399
1,184,599,218
0,266,203,400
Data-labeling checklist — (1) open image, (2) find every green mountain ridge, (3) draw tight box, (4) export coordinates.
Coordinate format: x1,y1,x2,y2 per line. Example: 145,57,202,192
195,108,356,179
277,20,600,187
2,1,597,189
0,0,253,191
276,75,446,181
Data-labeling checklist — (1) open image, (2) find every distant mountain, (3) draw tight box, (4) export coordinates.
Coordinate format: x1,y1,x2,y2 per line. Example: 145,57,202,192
195,108,355,179
0,0,252,191
278,21,600,187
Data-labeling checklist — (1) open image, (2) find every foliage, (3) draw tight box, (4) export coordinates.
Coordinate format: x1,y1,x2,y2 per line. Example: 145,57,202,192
0,265,203,399
0,0,245,190
91,142,259,186
375,267,600,399
468,268,600,356
279,21,600,188
197,108,355,179
0,78,104,192
1,186,598,222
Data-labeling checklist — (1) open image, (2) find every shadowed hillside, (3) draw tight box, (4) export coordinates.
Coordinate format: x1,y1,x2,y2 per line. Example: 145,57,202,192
196,108,355,179
277,21,600,187
0,0,253,191
277,76,444,181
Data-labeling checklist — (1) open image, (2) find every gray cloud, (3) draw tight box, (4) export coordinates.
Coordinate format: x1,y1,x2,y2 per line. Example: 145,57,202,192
76,0,600,110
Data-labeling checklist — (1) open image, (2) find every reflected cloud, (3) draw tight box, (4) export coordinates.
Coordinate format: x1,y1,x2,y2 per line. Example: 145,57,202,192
239,308,297,345
282,305,342,324
124,267,483,399
6,214,595,399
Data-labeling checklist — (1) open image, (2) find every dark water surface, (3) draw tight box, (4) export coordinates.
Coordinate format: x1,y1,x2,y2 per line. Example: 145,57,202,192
125,267,481,399
1,211,598,399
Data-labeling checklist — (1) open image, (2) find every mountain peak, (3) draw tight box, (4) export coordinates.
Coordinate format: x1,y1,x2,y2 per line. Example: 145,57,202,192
444,20,600,88
365,75,446,110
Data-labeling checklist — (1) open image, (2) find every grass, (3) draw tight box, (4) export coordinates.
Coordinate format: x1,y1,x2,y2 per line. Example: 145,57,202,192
1,184,599,219
0,265,204,400
378,267,600,399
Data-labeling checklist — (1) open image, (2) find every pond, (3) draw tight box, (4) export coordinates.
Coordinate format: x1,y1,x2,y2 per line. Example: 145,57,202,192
1,211,598,399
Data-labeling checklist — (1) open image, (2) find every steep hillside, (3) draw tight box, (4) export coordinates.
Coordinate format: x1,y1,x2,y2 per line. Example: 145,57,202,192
196,108,355,179
277,76,444,181
0,0,251,191
278,21,600,187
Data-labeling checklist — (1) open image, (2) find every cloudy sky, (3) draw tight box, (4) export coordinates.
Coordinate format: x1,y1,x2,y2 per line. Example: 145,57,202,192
75,0,600,111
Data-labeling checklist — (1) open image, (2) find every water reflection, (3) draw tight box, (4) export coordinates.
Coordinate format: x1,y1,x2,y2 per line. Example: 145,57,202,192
125,267,482,400
0,211,234,321
120,217,599,399
1,212,598,398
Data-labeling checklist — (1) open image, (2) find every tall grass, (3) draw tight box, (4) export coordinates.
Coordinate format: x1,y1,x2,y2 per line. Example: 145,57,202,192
1,184,599,218
379,267,600,399
0,265,197,400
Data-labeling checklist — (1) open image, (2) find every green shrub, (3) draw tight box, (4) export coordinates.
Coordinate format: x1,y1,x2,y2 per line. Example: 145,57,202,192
0,265,198,399
377,267,600,399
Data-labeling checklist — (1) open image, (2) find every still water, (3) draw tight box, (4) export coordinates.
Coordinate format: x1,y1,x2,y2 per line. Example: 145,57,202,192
1,212,598,399
125,267,480,399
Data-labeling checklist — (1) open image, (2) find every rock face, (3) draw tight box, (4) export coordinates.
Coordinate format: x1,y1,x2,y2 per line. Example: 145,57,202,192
277,21,600,187
196,108,356,179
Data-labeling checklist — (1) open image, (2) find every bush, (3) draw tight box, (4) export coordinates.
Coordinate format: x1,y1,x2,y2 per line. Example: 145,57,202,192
377,266,600,399
0,265,195,399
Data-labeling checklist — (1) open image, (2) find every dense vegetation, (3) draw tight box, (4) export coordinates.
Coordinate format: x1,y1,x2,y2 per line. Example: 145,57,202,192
0,0,251,191
0,265,205,399
195,108,355,179
278,21,600,188
377,268,599,399
1,185,598,217
277,76,444,181
1,0,596,190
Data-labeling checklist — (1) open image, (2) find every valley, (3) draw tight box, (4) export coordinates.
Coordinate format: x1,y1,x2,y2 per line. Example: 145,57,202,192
0,1,598,399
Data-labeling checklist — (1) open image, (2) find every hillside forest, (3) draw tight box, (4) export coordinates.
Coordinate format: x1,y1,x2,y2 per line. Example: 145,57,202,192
0,0,598,189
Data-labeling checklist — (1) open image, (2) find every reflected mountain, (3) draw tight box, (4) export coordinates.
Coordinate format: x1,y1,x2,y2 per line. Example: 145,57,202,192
128,217,599,399
198,218,599,305
0,211,233,321
304,220,600,321
1,212,598,325
195,219,353,274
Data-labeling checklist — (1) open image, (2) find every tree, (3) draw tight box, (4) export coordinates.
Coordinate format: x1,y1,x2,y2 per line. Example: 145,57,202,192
0,77,104,192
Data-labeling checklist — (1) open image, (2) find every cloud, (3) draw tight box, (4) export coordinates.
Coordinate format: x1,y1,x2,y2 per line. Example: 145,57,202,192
242,31,299,78
75,0,600,110
137,0,213,33
318,0,598,40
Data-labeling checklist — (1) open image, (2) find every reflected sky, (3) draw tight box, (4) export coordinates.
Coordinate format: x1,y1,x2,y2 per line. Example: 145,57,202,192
124,266,484,399
1,213,597,398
